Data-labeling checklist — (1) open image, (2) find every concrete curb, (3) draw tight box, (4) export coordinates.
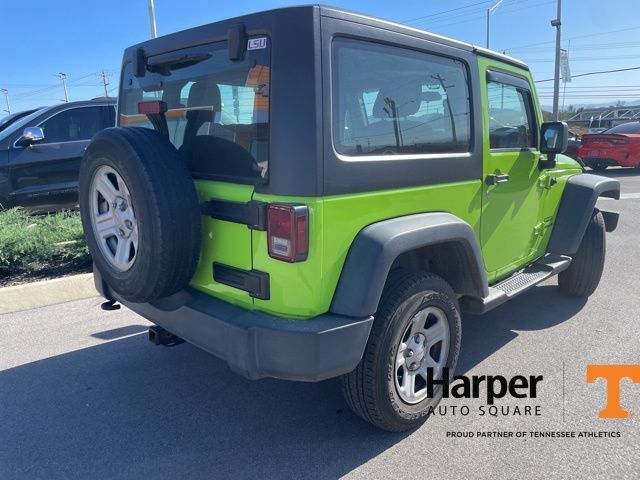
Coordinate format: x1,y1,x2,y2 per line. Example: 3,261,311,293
0,273,97,315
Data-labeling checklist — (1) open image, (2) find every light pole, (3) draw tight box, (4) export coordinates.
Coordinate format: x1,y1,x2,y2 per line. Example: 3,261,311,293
486,0,504,49
1,89,10,114
551,0,562,121
57,73,69,102
148,0,158,38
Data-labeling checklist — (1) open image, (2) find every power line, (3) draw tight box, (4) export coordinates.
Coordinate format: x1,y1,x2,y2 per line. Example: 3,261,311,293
535,66,640,83
536,85,640,89
509,41,640,53
410,0,553,29
525,55,640,63
407,0,533,27
505,26,640,53
540,97,640,100
66,72,102,86
7,69,120,102
0,83,59,88
402,0,494,23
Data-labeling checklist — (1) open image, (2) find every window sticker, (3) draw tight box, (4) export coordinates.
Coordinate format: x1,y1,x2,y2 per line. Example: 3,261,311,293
247,37,267,50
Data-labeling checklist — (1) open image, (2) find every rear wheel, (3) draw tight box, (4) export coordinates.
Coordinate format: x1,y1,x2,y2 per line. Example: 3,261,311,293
558,210,606,297
340,271,461,432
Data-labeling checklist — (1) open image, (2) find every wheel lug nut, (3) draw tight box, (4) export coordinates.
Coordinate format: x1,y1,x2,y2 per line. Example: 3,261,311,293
118,229,125,237
406,349,414,357
410,362,418,370
124,220,133,229
111,202,117,209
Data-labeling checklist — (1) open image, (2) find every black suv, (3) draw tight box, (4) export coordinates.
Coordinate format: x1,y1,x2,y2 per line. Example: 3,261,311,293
0,98,116,211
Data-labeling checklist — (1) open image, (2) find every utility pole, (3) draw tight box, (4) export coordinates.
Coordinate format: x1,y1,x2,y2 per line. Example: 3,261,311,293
148,0,158,38
551,0,562,121
98,70,111,97
57,72,69,102
1,89,10,114
486,0,504,49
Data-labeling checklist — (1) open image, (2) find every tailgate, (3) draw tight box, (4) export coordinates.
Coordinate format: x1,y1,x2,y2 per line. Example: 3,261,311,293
190,180,256,308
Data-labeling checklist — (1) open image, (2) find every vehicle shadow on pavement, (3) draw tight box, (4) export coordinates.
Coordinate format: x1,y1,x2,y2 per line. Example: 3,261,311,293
0,284,586,480
458,284,587,374
0,328,408,479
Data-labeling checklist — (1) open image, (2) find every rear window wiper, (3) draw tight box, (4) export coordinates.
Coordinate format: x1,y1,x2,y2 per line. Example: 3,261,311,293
146,53,212,76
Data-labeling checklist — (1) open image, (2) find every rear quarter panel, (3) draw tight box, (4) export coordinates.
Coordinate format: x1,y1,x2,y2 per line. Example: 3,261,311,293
252,181,481,319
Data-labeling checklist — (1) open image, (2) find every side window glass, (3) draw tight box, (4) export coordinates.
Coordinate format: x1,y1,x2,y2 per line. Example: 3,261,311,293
487,81,536,149
332,38,472,157
40,107,106,144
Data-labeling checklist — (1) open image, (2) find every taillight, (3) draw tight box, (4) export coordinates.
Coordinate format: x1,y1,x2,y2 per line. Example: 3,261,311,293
267,204,308,262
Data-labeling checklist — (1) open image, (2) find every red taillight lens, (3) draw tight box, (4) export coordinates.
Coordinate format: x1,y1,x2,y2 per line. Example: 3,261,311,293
267,204,308,262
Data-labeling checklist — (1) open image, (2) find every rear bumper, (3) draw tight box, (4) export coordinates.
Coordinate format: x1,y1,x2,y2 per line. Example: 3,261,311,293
94,269,373,382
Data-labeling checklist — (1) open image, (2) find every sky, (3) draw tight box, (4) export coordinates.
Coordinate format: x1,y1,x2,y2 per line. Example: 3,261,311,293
1,0,639,114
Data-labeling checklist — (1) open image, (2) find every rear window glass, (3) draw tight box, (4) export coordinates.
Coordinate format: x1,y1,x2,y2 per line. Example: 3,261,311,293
603,122,640,134
332,38,471,157
119,39,270,184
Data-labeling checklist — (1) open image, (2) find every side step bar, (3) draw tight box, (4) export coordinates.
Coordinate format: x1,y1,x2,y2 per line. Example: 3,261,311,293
461,254,572,314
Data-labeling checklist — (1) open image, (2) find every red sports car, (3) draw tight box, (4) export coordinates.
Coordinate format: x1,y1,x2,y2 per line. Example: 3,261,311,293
578,121,640,170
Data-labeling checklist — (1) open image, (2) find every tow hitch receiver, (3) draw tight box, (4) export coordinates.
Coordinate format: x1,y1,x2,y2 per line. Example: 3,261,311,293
148,326,185,347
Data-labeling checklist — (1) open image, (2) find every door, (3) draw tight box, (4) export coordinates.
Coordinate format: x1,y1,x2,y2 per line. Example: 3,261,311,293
479,65,546,280
7,105,114,210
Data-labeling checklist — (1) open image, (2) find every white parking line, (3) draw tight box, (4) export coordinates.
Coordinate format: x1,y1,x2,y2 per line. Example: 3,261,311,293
600,193,640,200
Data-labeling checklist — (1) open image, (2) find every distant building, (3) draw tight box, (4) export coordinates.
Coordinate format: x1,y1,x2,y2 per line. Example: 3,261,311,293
568,105,640,130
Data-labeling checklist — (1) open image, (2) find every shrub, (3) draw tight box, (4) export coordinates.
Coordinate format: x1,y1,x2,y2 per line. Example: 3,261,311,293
0,208,90,275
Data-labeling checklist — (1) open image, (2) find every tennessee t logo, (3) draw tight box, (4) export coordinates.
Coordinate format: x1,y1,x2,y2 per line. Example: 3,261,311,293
586,365,640,418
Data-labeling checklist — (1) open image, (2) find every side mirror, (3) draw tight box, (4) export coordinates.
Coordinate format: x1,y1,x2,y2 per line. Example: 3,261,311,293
539,121,568,169
17,126,45,147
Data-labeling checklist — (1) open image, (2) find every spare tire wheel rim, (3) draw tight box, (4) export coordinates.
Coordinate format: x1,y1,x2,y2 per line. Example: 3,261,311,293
394,306,450,404
89,165,139,272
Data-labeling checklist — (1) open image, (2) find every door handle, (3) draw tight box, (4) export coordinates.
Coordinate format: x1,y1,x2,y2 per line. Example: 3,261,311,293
485,174,510,186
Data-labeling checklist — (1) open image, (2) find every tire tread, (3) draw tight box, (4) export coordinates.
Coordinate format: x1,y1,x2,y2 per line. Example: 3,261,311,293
341,270,460,432
558,210,606,297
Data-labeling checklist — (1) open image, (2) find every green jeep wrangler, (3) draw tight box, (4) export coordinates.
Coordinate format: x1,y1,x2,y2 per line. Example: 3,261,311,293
79,5,620,431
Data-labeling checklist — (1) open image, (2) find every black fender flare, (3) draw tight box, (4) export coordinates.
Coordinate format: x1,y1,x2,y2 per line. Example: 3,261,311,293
330,212,489,318
547,174,620,256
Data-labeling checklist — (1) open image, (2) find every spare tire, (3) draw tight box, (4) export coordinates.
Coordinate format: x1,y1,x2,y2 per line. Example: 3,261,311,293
79,127,201,303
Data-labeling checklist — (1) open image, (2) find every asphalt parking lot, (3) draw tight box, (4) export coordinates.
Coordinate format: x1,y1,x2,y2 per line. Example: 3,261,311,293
1,169,639,480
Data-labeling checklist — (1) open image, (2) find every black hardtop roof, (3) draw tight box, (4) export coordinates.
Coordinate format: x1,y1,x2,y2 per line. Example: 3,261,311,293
123,4,528,70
